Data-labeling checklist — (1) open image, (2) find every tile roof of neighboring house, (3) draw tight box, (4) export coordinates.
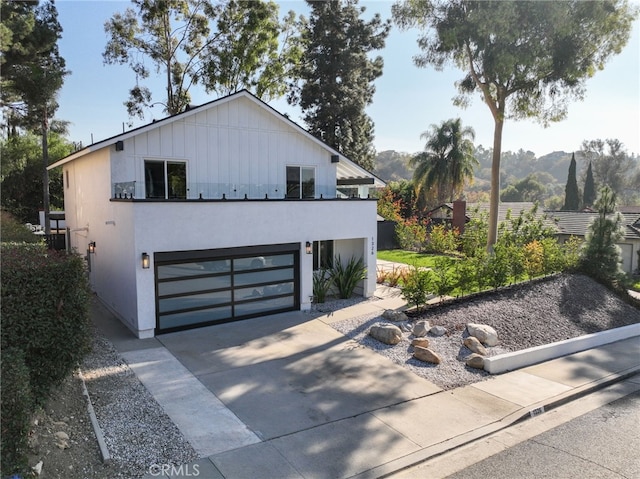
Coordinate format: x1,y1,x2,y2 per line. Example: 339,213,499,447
547,211,640,240
427,202,558,231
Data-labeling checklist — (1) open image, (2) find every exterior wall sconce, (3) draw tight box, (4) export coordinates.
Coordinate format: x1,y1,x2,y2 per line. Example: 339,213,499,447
305,241,312,254
88,242,96,254
141,252,150,269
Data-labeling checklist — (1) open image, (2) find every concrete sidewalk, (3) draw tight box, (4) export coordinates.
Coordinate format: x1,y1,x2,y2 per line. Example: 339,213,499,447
91,286,640,479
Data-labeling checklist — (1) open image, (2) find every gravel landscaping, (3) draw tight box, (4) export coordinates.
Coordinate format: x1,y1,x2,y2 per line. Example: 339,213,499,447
330,273,640,390
26,273,639,478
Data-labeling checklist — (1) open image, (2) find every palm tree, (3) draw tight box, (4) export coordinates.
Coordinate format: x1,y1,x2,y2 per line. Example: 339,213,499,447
410,118,477,207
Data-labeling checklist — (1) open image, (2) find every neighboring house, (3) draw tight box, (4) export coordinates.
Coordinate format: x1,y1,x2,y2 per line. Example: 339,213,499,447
49,90,384,338
550,211,640,274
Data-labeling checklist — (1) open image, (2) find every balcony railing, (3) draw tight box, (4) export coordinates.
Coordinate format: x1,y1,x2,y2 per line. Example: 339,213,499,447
112,182,364,200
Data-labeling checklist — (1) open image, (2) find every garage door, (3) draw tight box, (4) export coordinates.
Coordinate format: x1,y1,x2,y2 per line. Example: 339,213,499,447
154,243,300,333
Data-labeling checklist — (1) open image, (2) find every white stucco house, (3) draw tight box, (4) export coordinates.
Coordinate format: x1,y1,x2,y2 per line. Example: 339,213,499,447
49,90,384,338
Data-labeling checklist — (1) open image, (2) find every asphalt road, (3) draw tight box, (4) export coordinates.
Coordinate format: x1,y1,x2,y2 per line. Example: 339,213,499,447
390,378,640,479
447,390,640,479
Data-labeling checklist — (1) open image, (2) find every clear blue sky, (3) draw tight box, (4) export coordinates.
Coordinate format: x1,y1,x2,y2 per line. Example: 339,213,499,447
55,0,640,157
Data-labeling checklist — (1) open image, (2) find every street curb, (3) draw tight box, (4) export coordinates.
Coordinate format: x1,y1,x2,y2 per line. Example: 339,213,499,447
350,366,640,479
78,370,111,464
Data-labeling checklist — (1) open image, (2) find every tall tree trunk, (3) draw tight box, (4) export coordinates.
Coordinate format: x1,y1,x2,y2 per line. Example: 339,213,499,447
42,113,51,237
487,116,504,251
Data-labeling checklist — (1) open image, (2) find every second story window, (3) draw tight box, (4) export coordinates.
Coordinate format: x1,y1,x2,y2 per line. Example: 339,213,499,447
145,160,187,199
286,166,315,199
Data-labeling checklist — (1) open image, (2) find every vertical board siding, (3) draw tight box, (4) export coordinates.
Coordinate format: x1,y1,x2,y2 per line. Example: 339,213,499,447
121,94,334,195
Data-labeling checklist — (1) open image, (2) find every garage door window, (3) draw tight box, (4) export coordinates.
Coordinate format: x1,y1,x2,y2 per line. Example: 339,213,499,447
155,247,299,333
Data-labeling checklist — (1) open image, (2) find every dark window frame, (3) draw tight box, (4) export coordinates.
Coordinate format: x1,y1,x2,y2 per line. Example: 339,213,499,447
144,159,187,199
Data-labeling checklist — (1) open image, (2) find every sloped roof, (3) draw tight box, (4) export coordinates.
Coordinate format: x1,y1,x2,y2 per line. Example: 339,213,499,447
48,89,385,188
467,202,559,231
547,211,640,240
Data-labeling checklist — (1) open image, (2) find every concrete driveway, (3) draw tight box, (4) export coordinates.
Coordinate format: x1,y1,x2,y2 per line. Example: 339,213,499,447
156,310,441,441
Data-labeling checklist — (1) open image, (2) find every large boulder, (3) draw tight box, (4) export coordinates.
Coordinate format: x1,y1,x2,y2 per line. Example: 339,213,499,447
412,320,431,337
467,323,499,347
413,346,442,364
430,325,447,337
465,353,485,369
463,336,488,356
382,310,409,322
369,324,403,345
411,338,430,348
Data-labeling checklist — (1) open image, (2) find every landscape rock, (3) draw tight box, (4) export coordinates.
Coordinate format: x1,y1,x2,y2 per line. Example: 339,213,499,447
32,461,43,476
382,310,409,322
413,346,442,364
54,431,69,449
463,336,488,356
411,338,430,348
412,320,431,337
467,323,499,346
430,325,447,336
465,354,485,369
369,324,403,345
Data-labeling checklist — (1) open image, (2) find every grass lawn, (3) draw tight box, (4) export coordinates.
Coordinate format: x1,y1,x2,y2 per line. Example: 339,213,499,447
377,250,455,268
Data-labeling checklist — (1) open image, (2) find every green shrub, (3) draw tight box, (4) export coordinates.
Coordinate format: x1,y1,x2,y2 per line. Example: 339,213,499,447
485,245,511,289
426,224,459,254
401,266,432,310
561,236,582,271
1,347,34,476
1,243,92,403
313,269,333,303
330,255,367,299
395,218,427,251
540,237,564,275
0,210,43,243
429,256,457,299
523,240,545,279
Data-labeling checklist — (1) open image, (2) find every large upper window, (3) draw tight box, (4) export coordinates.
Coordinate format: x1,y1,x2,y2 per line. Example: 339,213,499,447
286,166,315,199
145,160,187,199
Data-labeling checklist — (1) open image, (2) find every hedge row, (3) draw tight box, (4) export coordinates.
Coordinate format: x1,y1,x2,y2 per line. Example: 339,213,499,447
1,242,92,476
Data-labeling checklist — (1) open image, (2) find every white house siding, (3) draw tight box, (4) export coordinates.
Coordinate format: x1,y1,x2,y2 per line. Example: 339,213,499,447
63,151,140,331
111,96,338,198
118,199,378,337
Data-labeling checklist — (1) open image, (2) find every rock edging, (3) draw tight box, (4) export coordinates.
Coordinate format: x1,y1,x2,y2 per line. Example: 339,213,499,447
78,369,111,464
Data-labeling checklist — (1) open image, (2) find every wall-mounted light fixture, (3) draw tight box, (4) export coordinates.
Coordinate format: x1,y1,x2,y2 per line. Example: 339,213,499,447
88,241,96,254
141,252,150,269
305,241,312,254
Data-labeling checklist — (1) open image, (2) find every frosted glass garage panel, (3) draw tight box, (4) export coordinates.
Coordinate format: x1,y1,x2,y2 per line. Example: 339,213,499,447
158,290,231,313
235,282,295,301
158,260,229,279
234,254,294,271
234,297,295,317
157,275,231,296
160,306,233,329
234,268,294,287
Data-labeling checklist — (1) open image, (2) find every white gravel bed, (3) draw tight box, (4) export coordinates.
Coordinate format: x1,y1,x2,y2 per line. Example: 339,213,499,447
81,335,199,478
330,274,640,390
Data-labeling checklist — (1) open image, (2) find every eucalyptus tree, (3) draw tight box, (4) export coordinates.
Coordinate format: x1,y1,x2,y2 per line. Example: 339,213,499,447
410,118,476,207
1,0,68,235
393,0,637,249
289,0,390,171
103,0,302,120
